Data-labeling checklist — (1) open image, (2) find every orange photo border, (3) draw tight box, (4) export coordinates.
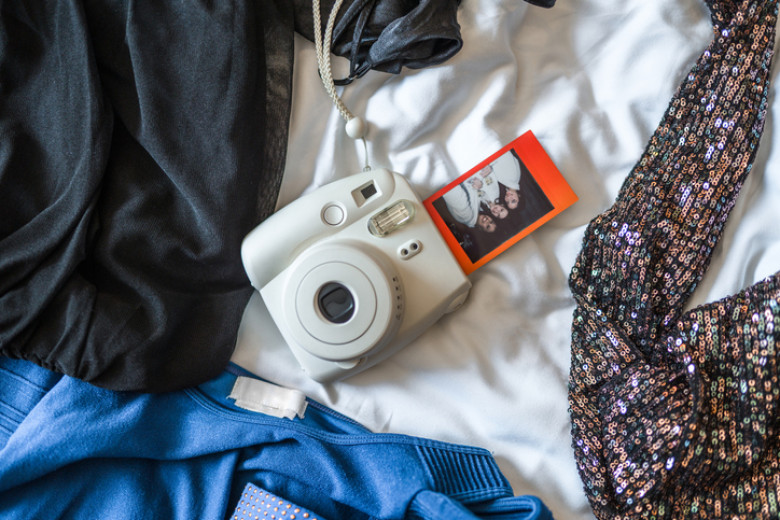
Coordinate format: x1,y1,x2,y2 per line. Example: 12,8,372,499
424,131,577,274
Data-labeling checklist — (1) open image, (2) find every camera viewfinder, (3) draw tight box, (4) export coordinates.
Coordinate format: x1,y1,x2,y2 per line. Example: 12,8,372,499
361,183,377,199
352,181,380,207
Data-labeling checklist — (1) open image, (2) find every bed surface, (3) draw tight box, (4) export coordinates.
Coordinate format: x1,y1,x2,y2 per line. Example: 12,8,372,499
231,1,780,519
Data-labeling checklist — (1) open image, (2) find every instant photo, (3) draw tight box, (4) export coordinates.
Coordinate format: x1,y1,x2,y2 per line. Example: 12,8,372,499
425,131,577,274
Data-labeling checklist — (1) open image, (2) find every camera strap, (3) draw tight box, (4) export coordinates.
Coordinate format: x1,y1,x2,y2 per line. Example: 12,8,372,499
313,0,372,171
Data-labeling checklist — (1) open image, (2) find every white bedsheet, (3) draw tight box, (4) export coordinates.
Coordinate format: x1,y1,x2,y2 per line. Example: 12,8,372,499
231,1,780,518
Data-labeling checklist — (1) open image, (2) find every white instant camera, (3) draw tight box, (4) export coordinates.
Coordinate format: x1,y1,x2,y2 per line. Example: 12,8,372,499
241,168,471,382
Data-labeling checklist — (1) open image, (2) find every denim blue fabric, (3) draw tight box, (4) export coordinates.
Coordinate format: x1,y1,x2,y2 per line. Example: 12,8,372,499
0,357,552,519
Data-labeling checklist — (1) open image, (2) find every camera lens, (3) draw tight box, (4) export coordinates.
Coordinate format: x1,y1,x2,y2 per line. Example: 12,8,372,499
317,282,355,324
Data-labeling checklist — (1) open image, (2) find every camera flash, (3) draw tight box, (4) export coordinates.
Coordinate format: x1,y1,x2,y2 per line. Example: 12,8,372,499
368,200,415,237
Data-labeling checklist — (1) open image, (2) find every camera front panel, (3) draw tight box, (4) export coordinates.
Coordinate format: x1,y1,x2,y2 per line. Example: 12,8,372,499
244,168,471,382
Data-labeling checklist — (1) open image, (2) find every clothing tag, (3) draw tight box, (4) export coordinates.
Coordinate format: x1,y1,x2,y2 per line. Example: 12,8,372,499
228,376,307,419
424,130,577,274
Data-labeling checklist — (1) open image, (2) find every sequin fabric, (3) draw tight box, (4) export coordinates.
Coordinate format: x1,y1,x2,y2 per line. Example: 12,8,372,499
568,1,780,518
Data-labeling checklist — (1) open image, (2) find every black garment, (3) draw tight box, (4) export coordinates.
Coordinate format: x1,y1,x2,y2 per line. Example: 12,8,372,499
295,0,555,84
0,1,295,392
0,0,488,392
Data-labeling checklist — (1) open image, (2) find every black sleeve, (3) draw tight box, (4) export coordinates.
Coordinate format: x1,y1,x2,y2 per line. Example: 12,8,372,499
293,0,464,83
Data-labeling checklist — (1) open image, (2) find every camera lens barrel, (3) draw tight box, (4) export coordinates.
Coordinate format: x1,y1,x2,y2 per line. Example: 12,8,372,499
317,282,355,324
275,241,403,362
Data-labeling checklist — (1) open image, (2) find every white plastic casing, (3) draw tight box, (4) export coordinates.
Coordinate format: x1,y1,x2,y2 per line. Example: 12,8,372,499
241,168,471,382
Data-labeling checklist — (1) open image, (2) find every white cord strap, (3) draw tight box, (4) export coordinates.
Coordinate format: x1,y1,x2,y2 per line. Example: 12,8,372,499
313,0,352,122
313,0,371,169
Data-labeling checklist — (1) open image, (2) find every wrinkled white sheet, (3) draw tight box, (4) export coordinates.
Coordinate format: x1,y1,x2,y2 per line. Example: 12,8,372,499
232,1,780,518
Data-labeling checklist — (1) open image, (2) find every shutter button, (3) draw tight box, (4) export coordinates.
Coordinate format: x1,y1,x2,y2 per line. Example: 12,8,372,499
322,203,345,226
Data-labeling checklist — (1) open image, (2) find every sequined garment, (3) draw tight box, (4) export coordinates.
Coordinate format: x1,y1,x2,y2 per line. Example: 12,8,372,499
568,1,780,518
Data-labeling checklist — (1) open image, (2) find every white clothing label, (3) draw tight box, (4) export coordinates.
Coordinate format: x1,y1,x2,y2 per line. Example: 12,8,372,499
228,376,308,420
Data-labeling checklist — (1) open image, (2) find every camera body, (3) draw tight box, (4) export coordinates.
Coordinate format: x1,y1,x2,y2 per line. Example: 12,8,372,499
241,168,471,382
